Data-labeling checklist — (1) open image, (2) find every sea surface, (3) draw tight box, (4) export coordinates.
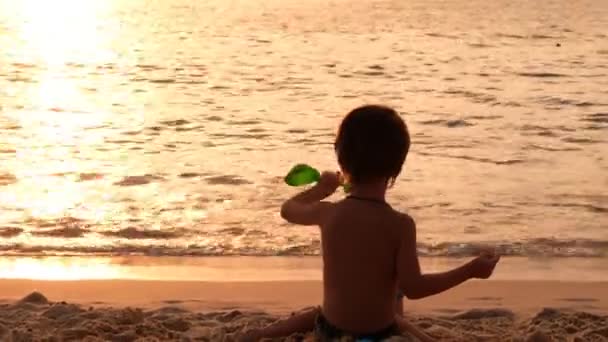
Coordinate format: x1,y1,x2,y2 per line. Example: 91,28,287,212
0,0,606,259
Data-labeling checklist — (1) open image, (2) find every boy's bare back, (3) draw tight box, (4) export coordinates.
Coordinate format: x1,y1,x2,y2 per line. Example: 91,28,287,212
320,197,412,333
279,105,499,338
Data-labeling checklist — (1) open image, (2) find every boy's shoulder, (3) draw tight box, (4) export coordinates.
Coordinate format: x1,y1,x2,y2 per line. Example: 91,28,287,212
388,207,416,232
376,207,416,244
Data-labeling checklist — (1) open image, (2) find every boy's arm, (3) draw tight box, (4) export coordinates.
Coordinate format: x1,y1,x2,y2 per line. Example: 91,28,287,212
396,216,499,299
280,171,341,226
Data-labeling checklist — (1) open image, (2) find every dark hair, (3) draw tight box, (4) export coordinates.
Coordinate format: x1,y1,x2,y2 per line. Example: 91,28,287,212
334,105,410,185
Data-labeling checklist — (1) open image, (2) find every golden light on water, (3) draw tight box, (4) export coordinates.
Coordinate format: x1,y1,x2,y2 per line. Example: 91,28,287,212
3,176,84,218
17,0,110,66
3,0,115,220
0,258,122,280
15,0,113,109
7,107,106,218
0,0,604,282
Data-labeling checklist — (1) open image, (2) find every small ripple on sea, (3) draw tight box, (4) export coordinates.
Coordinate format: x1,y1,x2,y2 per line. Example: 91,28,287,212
562,137,602,144
530,34,563,40
246,229,270,238
122,130,143,136
519,124,558,137
101,227,185,239
217,227,246,235
176,125,204,132
0,227,23,238
353,68,387,77
0,173,17,186
104,137,147,144
424,143,475,150
11,62,38,69
467,42,494,48
205,175,252,186
516,72,569,78
418,119,474,128
467,115,503,121
227,119,261,126
446,207,488,216
418,152,526,165
442,89,498,104
519,124,580,137
135,64,163,71
581,113,608,124
160,119,190,126
523,144,581,152
518,199,608,214
494,33,525,39
78,173,104,181
0,121,21,130
32,226,88,238
404,87,434,94
114,175,165,186
204,115,224,122
6,76,35,83
210,132,272,140
583,124,608,131
290,138,329,146
546,202,608,213
426,32,459,39
285,128,308,134
499,101,524,107
535,96,599,108
245,127,267,133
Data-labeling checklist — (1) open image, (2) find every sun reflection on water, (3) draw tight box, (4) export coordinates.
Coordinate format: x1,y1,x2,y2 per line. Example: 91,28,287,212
0,257,123,280
5,0,117,221
17,0,113,66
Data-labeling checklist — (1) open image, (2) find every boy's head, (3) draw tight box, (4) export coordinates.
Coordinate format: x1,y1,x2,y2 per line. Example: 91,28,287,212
334,105,410,186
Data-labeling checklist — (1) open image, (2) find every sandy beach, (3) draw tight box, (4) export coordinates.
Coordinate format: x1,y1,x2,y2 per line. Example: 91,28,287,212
1,278,607,341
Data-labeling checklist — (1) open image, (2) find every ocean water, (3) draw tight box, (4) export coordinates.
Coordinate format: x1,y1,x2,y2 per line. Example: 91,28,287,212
0,0,606,258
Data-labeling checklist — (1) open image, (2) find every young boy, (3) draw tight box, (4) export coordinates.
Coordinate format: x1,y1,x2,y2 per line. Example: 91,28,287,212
241,105,500,341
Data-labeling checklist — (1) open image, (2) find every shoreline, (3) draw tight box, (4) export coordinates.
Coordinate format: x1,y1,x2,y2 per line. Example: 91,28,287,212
1,255,607,282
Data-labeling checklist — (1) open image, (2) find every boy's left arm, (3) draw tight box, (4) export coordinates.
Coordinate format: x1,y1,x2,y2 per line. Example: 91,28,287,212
280,171,341,226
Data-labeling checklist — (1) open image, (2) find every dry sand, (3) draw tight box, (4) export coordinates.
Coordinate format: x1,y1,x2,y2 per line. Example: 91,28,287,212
0,280,606,341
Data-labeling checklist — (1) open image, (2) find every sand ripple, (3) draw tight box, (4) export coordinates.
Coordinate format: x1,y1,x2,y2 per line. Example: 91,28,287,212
2,293,607,341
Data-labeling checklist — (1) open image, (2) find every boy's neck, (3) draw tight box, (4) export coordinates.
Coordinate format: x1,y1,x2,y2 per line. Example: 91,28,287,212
348,180,388,201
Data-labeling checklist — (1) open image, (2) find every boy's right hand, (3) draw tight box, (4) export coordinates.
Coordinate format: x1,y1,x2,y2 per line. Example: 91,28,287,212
316,171,342,195
468,252,500,279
